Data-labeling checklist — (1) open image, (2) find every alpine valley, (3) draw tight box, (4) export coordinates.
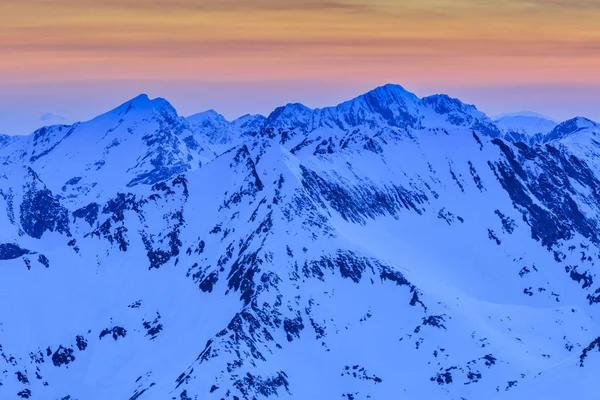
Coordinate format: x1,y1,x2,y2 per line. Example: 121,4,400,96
1,84,600,400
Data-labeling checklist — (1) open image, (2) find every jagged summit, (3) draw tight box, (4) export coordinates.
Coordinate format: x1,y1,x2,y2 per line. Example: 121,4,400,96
353,83,419,105
418,93,502,137
0,92,212,204
231,113,267,130
187,111,267,142
259,84,496,134
545,116,600,142
421,94,477,114
187,109,228,121
186,109,257,149
266,102,314,129
269,102,313,115
320,84,421,130
10,86,600,146
98,93,179,121
187,109,230,133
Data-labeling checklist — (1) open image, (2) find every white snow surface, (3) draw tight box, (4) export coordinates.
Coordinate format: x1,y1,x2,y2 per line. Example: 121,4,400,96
495,114,558,144
0,84,600,400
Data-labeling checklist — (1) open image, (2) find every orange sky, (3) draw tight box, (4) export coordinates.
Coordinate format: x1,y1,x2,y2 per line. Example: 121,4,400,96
1,0,600,133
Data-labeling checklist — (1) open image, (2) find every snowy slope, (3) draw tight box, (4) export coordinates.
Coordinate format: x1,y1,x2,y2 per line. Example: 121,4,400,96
545,117,600,142
0,95,214,206
495,113,558,144
1,85,600,400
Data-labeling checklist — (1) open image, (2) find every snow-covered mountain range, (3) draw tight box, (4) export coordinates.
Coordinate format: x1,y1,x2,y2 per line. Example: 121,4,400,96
1,84,600,399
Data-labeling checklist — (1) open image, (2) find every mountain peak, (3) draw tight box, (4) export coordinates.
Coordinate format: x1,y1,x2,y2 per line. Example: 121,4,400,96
545,116,599,142
358,83,419,104
554,116,598,132
321,84,421,130
188,109,224,119
495,113,558,145
271,102,312,115
568,116,597,126
187,110,232,146
369,83,411,95
231,114,267,132
266,103,313,129
187,109,229,126
131,93,150,103
106,93,177,119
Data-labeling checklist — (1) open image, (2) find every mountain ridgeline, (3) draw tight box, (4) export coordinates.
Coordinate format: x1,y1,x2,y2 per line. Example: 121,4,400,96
1,84,600,399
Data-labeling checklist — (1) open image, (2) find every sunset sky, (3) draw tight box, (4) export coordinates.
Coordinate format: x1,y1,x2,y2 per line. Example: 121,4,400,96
2,0,600,134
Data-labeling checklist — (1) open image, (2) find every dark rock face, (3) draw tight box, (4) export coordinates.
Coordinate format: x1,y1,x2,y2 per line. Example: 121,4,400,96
143,209,184,270
76,335,88,351
199,272,219,293
143,313,163,340
301,165,428,224
580,337,600,366
127,155,189,188
0,243,31,260
73,203,100,226
51,346,75,367
490,139,600,249
102,193,140,221
360,88,419,129
16,371,29,384
37,254,50,268
283,316,304,342
233,371,290,399
568,266,594,289
126,111,194,187
20,184,70,239
99,326,127,341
